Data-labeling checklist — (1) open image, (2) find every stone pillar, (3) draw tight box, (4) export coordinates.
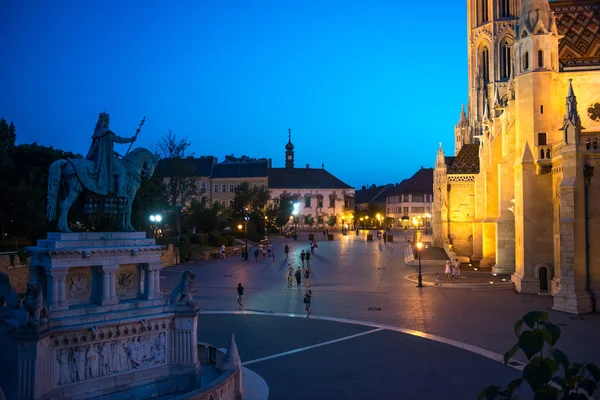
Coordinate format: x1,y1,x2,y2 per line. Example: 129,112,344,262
12,335,54,400
55,270,68,308
143,264,162,300
553,147,594,314
494,158,516,274
100,266,118,305
44,268,59,309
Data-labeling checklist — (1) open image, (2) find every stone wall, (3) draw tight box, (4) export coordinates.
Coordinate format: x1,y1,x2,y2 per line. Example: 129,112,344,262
0,253,29,294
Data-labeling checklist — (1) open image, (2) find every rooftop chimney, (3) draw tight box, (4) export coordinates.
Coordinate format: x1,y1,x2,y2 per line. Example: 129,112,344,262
306,164,310,168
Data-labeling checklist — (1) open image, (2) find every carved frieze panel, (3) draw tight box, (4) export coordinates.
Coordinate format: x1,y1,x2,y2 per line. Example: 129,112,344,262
116,264,140,300
50,318,172,387
66,267,92,304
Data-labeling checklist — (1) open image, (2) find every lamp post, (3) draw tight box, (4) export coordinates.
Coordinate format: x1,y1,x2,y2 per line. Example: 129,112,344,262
359,217,364,229
292,202,299,240
149,214,162,239
239,208,249,260
264,215,268,240
341,216,345,235
416,241,423,288
376,213,381,229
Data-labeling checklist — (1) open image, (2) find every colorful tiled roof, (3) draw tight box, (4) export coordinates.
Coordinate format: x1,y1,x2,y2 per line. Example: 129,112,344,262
552,0,600,70
447,144,480,174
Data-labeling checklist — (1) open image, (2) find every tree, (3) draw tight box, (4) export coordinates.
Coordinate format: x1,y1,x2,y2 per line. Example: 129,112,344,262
274,192,295,227
327,216,337,228
304,215,315,228
232,182,271,239
131,174,168,231
155,131,197,235
0,137,81,243
479,311,600,400
0,118,16,167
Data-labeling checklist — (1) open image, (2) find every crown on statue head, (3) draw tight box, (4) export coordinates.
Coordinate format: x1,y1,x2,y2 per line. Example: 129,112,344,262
95,110,110,130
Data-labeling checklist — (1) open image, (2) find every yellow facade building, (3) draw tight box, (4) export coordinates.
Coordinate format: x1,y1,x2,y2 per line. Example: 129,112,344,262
433,0,600,313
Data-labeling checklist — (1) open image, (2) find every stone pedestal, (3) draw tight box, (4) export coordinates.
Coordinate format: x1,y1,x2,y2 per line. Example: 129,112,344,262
1,232,201,400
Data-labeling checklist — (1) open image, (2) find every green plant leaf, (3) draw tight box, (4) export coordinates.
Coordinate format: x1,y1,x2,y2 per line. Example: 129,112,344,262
523,361,553,392
478,385,500,400
504,344,520,365
507,378,523,392
578,379,598,396
539,321,561,346
523,311,548,329
533,386,559,400
585,363,600,382
551,376,567,391
515,319,524,337
519,330,545,360
543,359,560,376
552,349,570,370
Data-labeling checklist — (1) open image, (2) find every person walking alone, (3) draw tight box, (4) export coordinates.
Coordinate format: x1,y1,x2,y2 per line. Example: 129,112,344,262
305,249,311,267
454,259,461,278
236,283,244,309
304,266,311,287
286,264,293,288
295,267,302,288
254,248,259,263
444,261,452,280
300,250,305,268
303,290,312,317
284,244,289,260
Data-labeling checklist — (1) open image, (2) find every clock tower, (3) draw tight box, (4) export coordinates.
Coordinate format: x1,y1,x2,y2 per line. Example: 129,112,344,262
285,128,294,169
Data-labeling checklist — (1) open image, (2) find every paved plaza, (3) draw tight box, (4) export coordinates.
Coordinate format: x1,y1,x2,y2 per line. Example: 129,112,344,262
159,232,600,399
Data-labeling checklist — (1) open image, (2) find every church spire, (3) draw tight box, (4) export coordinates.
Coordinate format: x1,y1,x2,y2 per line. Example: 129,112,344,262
561,79,584,144
285,128,295,169
518,0,558,36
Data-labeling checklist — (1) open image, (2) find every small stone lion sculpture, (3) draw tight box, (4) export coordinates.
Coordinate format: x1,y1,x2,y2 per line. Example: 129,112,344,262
23,282,49,325
170,271,196,307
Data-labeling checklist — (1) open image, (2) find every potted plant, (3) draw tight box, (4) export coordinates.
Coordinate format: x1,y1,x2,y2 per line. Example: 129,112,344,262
327,217,336,240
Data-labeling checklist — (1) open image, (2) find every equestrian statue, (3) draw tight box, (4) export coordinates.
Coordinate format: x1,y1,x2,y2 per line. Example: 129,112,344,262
47,112,159,232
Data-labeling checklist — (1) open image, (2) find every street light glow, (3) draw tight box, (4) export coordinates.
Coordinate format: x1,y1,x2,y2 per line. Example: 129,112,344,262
237,224,243,230
292,202,299,216
149,214,162,223
416,242,423,250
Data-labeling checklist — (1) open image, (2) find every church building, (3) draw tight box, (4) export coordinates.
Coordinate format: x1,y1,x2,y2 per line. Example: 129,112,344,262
268,130,355,228
433,0,600,313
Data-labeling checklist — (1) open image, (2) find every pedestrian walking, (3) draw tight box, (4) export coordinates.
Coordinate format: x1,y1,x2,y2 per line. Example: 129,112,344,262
304,266,311,287
295,267,302,287
267,247,272,259
272,248,276,261
303,290,312,317
305,250,311,267
300,250,305,267
313,240,318,254
236,283,244,309
454,259,461,278
254,248,259,263
444,261,451,280
322,231,326,238
284,244,289,259
435,273,442,286
310,241,314,254
451,261,458,279
286,264,293,288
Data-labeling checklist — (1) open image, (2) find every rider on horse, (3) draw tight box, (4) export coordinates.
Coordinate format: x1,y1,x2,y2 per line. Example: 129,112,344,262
84,112,137,197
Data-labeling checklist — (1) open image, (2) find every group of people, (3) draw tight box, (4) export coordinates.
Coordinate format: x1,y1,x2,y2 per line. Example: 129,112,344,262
435,259,462,286
254,242,276,262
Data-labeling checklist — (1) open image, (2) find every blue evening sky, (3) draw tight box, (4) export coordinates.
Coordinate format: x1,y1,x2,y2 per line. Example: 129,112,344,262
0,0,467,188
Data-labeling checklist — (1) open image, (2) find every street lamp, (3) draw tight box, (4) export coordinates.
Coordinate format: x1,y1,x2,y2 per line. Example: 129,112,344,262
376,213,381,228
341,216,345,234
264,215,268,239
149,214,162,239
240,209,249,260
416,241,423,288
292,202,299,240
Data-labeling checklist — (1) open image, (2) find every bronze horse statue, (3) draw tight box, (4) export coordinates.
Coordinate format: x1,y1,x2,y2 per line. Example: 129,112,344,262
47,148,159,232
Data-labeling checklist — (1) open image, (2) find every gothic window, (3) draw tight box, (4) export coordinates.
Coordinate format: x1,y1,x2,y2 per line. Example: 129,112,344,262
480,46,490,83
500,0,511,18
523,52,529,71
538,50,544,68
500,39,512,79
478,0,489,24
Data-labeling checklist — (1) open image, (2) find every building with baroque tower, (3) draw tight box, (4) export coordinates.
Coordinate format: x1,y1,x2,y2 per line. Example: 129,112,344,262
433,0,600,314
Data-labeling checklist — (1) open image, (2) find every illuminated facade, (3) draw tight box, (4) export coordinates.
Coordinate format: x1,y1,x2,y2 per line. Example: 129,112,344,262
433,0,600,313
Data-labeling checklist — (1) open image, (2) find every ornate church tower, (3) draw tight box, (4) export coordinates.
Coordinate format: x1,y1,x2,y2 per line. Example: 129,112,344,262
285,128,295,169
467,0,522,140
454,105,470,155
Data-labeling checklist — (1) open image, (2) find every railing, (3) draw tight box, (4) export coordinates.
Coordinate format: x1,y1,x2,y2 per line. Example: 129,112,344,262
536,145,553,161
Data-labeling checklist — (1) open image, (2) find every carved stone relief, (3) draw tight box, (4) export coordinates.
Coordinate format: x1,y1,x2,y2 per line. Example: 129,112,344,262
66,268,92,304
51,319,170,387
116,264,139,300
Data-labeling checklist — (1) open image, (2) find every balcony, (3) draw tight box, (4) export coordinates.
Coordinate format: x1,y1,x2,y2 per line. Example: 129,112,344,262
535,145,553,175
